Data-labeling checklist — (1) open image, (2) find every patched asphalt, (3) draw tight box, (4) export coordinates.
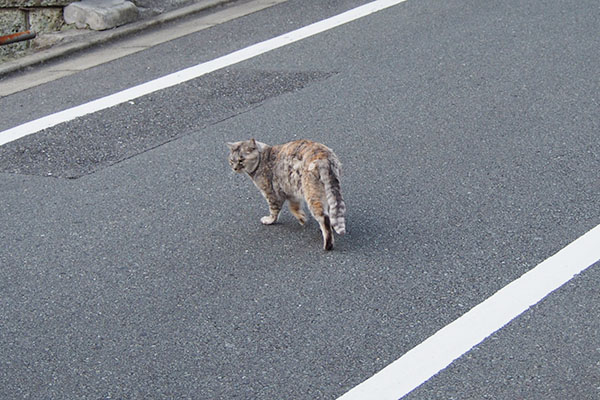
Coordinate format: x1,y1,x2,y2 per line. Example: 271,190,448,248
0,70,335,178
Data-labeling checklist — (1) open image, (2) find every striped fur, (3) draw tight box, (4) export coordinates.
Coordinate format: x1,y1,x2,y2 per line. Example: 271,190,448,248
227,139,346,250
311,159,346,235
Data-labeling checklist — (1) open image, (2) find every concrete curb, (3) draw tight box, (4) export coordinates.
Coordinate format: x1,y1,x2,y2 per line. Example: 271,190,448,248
0,0,235,77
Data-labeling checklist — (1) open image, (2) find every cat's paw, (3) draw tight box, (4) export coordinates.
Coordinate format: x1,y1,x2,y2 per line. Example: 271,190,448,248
296,215,306,225
261,216,277,225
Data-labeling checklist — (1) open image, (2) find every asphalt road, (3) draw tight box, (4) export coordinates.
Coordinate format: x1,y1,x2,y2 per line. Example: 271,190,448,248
1,0,599,399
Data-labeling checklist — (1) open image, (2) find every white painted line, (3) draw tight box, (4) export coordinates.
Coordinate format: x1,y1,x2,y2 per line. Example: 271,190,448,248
338,224,600,400
0,0,409,147
0,0,290,97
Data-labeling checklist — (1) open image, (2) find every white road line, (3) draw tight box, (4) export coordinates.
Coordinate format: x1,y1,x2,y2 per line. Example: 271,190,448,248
0,0,290,97
338,224,600,400
0,0,409,147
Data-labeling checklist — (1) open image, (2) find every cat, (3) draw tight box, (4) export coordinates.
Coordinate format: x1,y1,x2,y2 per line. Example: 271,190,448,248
226,138,346,250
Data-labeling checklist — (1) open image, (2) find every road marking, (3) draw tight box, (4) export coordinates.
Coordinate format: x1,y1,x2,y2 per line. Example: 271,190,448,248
338,224,600,400
0,0,289,97
0,0,409,147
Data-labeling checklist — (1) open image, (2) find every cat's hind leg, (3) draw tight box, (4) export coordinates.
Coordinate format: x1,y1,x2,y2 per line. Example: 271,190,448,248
288,199,307,225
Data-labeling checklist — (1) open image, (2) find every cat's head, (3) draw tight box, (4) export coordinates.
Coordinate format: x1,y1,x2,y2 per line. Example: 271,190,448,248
226,138,261,174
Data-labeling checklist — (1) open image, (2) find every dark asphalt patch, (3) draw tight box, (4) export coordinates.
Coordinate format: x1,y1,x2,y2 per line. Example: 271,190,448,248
0,69,336,179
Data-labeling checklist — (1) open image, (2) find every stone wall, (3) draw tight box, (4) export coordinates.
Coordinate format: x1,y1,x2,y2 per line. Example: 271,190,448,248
0,0,77,57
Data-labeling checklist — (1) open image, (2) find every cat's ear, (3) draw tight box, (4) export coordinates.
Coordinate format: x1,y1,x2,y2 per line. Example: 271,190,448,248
249,138,257,148
226,142,237,151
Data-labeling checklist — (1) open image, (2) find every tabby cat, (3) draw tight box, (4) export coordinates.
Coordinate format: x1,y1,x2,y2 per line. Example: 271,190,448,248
226,139,346,250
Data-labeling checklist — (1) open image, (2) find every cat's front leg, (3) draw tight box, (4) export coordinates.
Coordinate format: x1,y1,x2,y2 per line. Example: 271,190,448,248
261,207,281,225
253,178,282,225
260,200,282,225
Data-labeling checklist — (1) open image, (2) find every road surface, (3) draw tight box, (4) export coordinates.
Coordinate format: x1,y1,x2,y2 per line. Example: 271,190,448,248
1,0,599,398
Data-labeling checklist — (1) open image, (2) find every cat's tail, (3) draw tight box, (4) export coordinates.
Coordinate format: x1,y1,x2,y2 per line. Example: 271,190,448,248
314,158,346,235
